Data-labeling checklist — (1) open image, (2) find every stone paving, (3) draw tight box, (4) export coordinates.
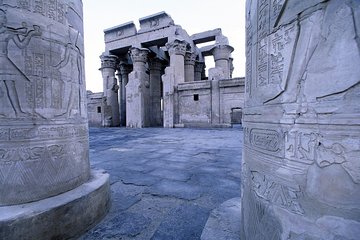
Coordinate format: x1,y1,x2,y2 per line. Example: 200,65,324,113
80,127,242,240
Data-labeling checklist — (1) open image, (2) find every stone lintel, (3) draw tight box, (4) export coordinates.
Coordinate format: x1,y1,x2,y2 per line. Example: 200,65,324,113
138,11,175,34
104,21,137,43
199,45,215,57
99,54,118,70
105,25,179,54
177,81,211,91
87,92,104,100
148,46,169,62
191,28,222,44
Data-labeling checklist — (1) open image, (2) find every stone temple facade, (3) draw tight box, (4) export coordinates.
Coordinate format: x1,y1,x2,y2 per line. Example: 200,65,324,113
87,12,244,128
241,0,360,239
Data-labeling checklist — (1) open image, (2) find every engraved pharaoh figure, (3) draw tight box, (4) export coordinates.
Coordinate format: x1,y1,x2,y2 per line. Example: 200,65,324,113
0,9,41,117
53,26,83,118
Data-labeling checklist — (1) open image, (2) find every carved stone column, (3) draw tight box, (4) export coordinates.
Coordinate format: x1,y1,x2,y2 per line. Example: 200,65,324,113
118,63,132,126
126,47,150,128
0,1,110,239
242,0,360,239
194,61,205,81
99,54,120,127
184,51,196,82
211,44,234,79
166,39,187,84
162,39,187,128
149,57,163,127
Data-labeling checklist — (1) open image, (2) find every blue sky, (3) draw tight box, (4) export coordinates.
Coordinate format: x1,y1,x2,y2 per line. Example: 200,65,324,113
83,0,245,92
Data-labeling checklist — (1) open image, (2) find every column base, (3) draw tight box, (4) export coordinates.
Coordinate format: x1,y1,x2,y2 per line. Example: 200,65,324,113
0,169,110,240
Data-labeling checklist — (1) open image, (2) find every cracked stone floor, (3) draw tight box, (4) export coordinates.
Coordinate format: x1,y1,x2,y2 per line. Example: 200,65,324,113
80,126,242,240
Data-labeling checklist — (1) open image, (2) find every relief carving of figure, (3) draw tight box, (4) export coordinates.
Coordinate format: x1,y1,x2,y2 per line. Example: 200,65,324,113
298,132,346,167
52,26,83,118
0,9,41,118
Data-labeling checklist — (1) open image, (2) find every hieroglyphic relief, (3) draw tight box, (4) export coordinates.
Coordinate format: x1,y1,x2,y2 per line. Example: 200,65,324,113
257,24,296,88
269,24,295,85
51,26,84,118
17,0,30,10
245,24,252,94
257,37,268,87
244,127,282,155
256,0,295,91
13,0,67,24
257,0,270,40
0,140,88,164
0,139,89,204
285,131,346,167
251,171,304,215
18,23,84,119
0,9,42,118
1,0,90,206
270,0,286,28
0,124,87,141
250,128,280,152
33,0,45,15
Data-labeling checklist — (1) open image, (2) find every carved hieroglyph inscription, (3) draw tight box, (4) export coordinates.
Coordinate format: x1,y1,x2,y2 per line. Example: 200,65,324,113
7,0,67,24
0,0,89,205
251,0,297,103
0,0,86,120
251,171,304,215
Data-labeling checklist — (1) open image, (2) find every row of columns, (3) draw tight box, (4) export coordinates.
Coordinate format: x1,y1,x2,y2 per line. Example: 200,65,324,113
99,40,234,128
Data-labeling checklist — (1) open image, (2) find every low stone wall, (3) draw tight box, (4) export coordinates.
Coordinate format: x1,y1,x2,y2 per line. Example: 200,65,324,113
177,78,244,127
87,92,104,127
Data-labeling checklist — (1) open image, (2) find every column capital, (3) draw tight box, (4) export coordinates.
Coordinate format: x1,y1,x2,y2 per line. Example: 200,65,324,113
211,44,234,61
148,57,163,71
99,54,118,70
129,47,150,63
184,51,196,66
166,39,188,56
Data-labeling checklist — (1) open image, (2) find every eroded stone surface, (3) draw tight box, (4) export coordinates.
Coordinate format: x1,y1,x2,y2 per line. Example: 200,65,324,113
0,0,89,206
242,0,360,239
201,197,241,240
81,127,242,239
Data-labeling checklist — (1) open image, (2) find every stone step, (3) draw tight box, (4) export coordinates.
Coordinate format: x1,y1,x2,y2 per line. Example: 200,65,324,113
201,197,241,240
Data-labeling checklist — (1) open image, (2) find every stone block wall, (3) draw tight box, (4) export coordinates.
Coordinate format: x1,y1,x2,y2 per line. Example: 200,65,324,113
87,92,103,127
177,78,244,127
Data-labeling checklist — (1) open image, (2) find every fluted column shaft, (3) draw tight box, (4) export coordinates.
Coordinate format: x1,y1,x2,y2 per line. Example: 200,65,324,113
184,51,196,82
126,47,150,128
99,54,120,127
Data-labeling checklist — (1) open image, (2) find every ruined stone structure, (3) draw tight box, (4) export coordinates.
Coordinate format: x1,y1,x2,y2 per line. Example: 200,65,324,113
242,0,360,239
94,12,243,128
0,1,110,239
87,91,104,127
